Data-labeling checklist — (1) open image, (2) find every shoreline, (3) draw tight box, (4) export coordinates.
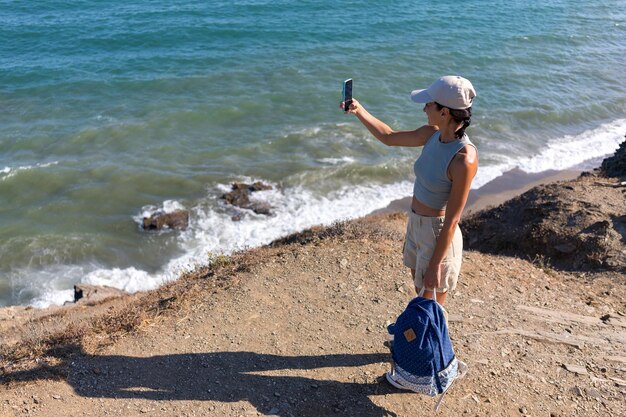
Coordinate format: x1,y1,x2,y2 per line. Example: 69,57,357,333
0,165,586,314
372,166,583,217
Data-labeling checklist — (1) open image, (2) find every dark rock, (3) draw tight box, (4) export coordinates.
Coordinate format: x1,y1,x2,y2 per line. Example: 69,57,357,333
251,202,272,215
142,209,189,230
74,284,127,304
462,171,626,272
554,242,576,254
221,182,273,216
250,181,273,191
600,139,626,179
223,183,252,207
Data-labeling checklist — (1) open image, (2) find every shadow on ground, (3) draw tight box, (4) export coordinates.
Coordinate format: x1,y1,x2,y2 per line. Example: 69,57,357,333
4,349,400,416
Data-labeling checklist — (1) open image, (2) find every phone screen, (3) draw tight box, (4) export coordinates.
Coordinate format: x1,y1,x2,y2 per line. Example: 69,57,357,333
342,79,353,111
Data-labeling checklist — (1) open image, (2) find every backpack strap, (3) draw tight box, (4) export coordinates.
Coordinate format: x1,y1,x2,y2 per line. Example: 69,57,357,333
417,287,438,300
434,378,454,411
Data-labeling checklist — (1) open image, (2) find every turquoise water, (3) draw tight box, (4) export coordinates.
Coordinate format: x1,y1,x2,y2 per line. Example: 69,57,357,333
1,0,625,307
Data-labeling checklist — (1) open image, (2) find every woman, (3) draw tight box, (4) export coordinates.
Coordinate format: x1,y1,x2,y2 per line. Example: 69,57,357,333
342,76,478,304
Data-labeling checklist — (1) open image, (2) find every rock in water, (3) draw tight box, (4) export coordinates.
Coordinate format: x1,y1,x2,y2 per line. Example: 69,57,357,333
249,181,273,192
221,182,273,215
222,183,252,207
142,209,189,230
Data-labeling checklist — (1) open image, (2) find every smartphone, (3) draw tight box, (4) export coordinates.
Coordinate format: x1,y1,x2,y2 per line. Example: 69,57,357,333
342,79,353,112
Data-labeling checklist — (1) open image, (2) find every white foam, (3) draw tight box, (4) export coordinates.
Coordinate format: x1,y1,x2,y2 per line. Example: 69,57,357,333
283,126,322,137
318,156,356,165
0,161,59,181
31,289,75,308
14,264,89,308
23,265,166,308
28,180,412,307
165,179,413,275
472,119,626,189
83,267,157,293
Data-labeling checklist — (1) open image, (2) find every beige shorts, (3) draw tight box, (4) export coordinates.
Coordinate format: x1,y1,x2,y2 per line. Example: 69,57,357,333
402,210,463,293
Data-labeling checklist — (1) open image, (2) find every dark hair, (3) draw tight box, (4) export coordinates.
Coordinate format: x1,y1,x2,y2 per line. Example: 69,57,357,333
435,103,472,139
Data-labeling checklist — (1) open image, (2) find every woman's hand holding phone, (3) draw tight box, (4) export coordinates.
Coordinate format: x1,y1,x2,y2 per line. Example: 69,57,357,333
340,98,359,114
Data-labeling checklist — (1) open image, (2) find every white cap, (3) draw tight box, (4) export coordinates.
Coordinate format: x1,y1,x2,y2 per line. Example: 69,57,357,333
410,76,476,110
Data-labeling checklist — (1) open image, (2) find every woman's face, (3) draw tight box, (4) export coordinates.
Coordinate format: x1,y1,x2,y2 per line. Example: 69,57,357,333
423,101,442,125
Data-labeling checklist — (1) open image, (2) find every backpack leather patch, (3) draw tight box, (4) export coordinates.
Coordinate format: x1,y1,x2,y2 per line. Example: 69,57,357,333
404,328,417,342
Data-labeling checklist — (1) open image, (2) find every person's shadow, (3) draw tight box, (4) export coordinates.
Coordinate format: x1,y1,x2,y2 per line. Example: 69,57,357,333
5,348,401,416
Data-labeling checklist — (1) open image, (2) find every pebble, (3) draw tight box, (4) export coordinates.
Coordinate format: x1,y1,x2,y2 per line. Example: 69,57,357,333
563,364,588,375
51,395,61,400
585,387,601,398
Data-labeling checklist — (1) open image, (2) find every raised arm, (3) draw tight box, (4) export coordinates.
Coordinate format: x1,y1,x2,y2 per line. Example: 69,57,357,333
342,98,436,147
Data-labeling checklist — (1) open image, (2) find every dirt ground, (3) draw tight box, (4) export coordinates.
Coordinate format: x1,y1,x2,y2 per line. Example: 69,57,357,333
1,143,625,417
1,209,625,417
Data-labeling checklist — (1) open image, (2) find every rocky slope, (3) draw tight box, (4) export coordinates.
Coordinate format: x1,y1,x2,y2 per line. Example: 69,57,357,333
462,141,626,272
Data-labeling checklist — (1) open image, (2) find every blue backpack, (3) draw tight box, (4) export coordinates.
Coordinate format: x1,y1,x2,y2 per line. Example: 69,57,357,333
385,292,466,409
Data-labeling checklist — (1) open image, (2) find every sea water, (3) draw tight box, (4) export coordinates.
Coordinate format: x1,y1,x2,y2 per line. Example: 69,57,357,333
1,0,625,307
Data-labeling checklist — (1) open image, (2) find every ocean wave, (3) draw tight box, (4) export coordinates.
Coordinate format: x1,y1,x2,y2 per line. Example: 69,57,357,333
318,156,356,165
472,119,626,189
0,161,59,181
25,179,411,308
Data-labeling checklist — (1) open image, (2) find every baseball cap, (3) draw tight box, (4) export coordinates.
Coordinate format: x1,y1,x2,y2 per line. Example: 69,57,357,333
410,76,476,110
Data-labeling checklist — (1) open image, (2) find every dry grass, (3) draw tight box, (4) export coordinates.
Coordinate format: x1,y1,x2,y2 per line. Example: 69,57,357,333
270,217,402,247
0,215,399,383
0,260,240,380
